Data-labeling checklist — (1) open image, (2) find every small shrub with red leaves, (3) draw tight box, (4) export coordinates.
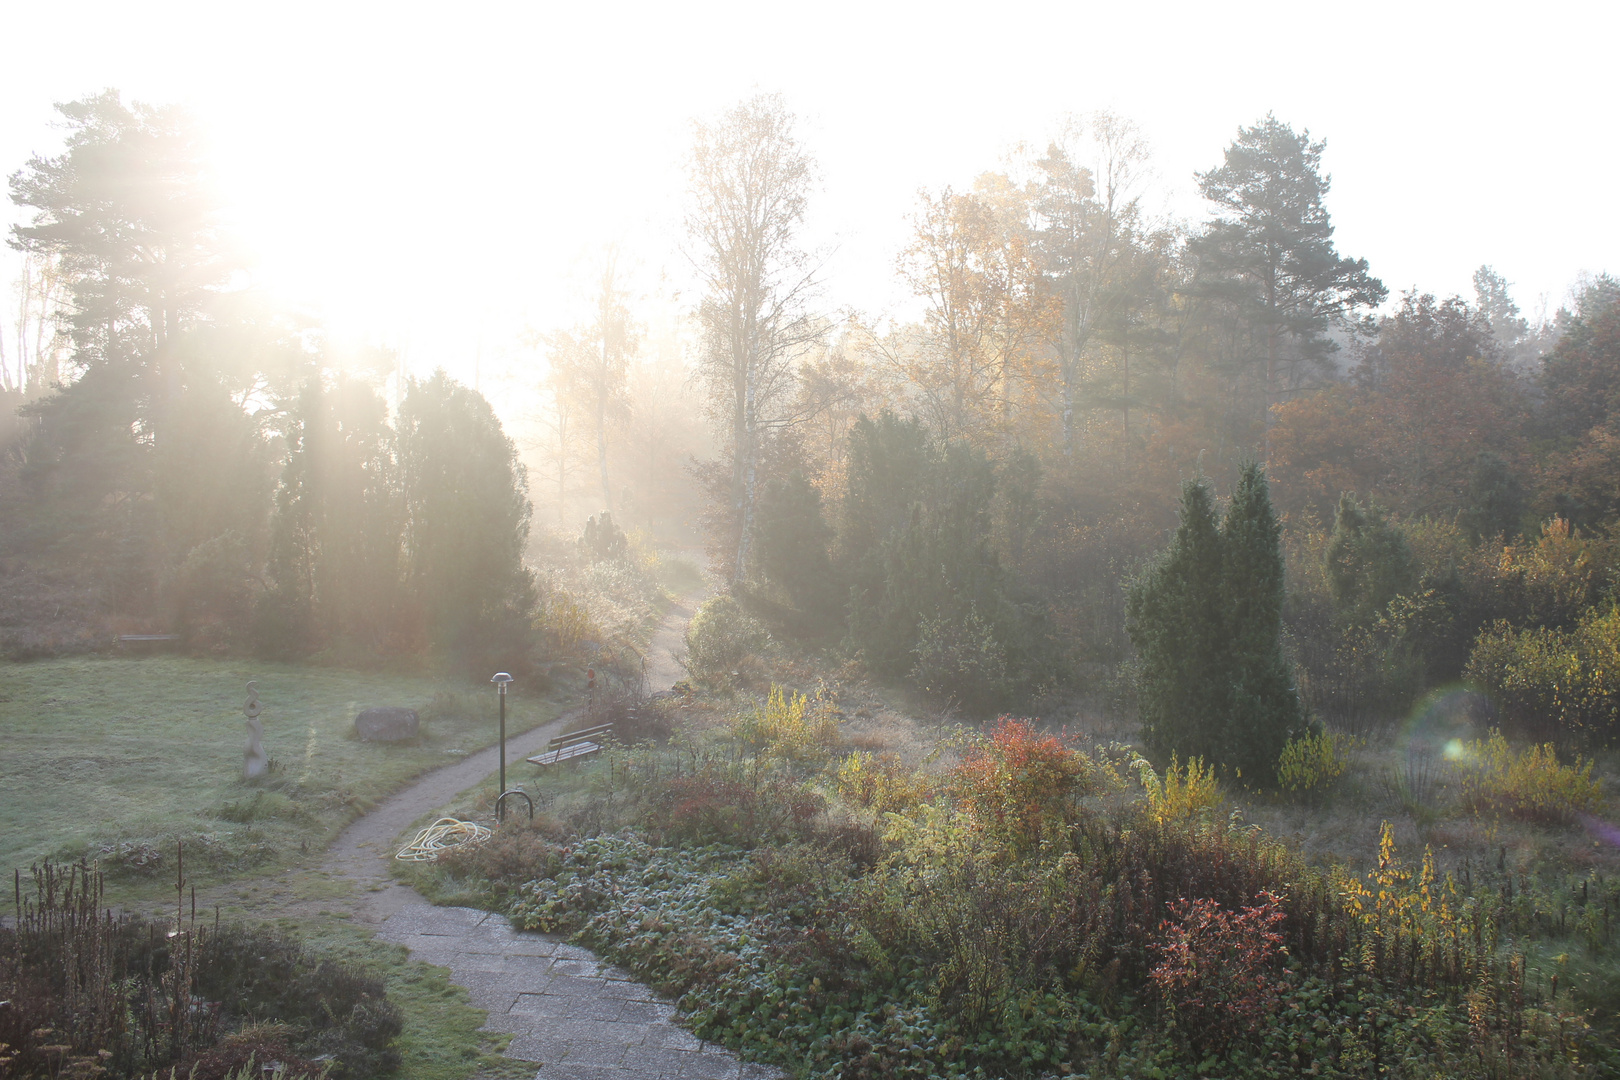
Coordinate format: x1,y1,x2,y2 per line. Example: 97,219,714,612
1149,889,1289,1054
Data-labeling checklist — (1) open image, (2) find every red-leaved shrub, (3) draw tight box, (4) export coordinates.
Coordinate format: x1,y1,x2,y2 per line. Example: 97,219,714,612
1149,890,1288,1053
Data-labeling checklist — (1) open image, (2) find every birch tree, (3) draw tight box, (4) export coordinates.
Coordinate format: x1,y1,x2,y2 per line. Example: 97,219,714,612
1032,113,1154,457
686,94,818,585
1,251,66,395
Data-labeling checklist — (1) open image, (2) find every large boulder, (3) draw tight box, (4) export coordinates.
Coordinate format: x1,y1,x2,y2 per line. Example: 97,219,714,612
355,706,420,742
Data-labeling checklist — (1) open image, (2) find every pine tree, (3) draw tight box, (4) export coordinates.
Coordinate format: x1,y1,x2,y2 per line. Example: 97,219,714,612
1190,116,1385,426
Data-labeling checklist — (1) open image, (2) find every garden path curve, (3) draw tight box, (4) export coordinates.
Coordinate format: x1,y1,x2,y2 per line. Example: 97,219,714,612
324,580,777,1080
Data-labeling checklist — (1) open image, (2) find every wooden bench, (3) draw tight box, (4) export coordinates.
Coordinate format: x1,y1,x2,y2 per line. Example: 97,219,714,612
116,634,181,649
527,722,614,767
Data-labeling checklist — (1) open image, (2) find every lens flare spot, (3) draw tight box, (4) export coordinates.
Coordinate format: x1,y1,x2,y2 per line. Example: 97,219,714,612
1443,738,1466,761
1581,815,1620,848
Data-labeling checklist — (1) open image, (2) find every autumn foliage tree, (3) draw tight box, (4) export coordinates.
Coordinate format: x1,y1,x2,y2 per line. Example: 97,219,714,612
1269,292,1529,522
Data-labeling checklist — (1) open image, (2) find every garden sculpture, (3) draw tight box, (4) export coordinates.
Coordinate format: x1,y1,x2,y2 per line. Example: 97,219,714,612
243,681,269,779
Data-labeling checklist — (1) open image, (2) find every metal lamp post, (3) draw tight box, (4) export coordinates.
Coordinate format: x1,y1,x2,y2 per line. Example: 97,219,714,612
490,672,531,822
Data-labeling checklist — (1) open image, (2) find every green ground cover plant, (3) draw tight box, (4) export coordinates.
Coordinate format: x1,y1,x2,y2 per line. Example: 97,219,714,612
0,655,565,887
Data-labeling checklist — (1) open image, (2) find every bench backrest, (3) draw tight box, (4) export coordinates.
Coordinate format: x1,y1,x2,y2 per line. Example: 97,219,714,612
549,722,615,750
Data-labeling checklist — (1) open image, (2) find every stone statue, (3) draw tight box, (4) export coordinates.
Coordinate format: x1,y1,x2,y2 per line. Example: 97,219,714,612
243,681,269,779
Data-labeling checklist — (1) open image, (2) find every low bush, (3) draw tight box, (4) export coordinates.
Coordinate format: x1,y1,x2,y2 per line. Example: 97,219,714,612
683,595,771,687
216,790,305,824
649,774,825,848
725,684,841,771
0,862,400,1080
836,751,935,815
537,588,601,653
1387,746,1446,823
1149,891,1289,1055
162,1026,329,1080
575,558,665,642
434,814,572,901
190,925,401,1079
1277,728,1360,794
1467,606,1620,744
948,718,1108,850
1455,730,1604,824
1134,754,1222,825
251,588,314,662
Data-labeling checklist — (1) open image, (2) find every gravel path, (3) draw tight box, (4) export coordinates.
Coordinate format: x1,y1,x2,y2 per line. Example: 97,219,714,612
325,579,773,1080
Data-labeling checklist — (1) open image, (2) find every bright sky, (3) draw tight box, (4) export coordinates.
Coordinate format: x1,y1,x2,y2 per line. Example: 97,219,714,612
1,0,1615,387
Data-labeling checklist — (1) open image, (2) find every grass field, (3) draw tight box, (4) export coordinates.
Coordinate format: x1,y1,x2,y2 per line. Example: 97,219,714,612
0,654,571,888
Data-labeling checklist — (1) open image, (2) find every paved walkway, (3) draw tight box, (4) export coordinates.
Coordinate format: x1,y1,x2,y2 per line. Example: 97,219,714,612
326,579,773,1079
377,905,777,1080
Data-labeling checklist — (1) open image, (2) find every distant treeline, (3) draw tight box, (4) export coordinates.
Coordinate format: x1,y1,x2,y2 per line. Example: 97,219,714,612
4,89,1620,743
676,97,1620,743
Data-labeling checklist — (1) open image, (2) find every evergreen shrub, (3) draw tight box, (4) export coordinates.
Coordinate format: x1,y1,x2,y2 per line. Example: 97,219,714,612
910,606,1009,713
841,413,1057,713
1127,464,1305,783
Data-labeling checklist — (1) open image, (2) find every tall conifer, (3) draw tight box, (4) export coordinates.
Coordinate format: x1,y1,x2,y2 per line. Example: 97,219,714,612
1128,478,1227,765
1128,463,1304,784
1219,462,1305,782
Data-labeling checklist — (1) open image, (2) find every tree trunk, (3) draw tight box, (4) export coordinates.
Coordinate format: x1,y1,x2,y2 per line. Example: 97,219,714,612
596,387,611,514
733,349,757,585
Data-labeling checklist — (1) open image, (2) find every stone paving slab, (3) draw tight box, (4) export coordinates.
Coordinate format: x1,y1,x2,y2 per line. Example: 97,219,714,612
376,903,781,1080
